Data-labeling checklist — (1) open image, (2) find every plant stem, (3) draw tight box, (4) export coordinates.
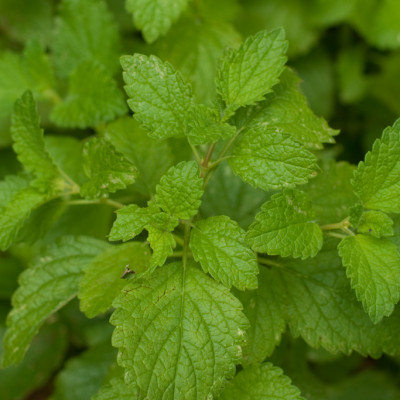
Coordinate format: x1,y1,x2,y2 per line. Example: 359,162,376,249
257,256,284,269
190,144,202,164
320,218,350,231
67,198,124,209
201,143,216,178
169,251,184,258
172,234,185,247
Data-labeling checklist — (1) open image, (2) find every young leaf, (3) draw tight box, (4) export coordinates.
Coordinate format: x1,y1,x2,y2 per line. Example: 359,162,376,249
352,120,400,213
229,126,318,191
190,215,258,290
1,236,108,366
79,242,151,318
51,61,127,129
338,234,400,323
220,363,304,400
51,0,120,76
246,189,323,259
216,28,288,112
92,377,137,400
154,161,203,219
147,226,176,270
121,54,193,139
357,210,394,238
11,91,60,191
126,0,190,43
111,262,248,399
80,137,138,199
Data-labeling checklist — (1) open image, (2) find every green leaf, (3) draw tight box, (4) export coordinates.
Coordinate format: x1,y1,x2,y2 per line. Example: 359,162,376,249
11,91,61,191
229,126,318,191
106,117,174,196
216,28,288,112
147,226,176,270
1,236,108,366
93,377,137,400
357,211,394,238
111,262,248,399
190,215,258,290
51,0,120,76
338,234,400,323
126,0,190,43
220,363,304,400
154,161,203,219
80,137,138,199
79,242,151,318
352,120,400,213
235,267,286,366
51,60,126,129
121,54,194,140
247,189,323,259
236,68,338,149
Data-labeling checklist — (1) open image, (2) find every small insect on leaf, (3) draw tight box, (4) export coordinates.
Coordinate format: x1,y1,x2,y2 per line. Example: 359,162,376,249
121,265,135,279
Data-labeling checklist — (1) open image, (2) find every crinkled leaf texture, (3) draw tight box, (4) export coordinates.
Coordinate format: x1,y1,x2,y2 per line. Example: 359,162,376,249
155,161,203,219
126,0,190,43
220,363,304,400
93,377,137,400
352,119,400,213
1,236,108,366
80,137,138,199
229,126,318,191
338,234,400,324
357,210,394,238
147,225,176,270
246,189,323,259
111,262,248,399
190,215,258,290
217,28,288,111
121,54,193,139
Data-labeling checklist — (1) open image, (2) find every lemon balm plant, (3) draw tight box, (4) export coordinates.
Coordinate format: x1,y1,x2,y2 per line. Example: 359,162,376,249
1,0,400,399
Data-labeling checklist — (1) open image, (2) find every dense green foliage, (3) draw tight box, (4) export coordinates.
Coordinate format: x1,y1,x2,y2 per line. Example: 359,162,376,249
1,0,400,399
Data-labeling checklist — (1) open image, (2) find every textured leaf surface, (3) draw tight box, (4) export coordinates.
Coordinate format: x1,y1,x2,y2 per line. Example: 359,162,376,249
111,262,248,399
190,216,258,290
229,127,317,191
51,0,119,76
338,234,400,323
247,189,323,259
357,211,394,238
126,0,189,43
1,236,107,366
235,268,286,366
217,28,288,111
80,137,138,199
92,377,137,400
352,120,400,213
220,363,304,400
51,60,126,129
147,226,176,270
155,161,203,219
79,242,151,318
121,54,193,139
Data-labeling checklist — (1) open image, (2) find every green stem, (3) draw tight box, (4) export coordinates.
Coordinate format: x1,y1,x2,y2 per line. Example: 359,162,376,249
257,256,284,269
190,144,202,165
169,251,184,258
201,142,216,178
172,234,185,247
67,198,124,209
320,218,350,231
326,232,347,239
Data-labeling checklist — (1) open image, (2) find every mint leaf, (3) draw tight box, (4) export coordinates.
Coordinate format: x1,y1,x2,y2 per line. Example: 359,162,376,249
154,161,203,219
229,126,318,191
51,61,126,129
247,189,323,259
51,0,119,76
79,242,151,318
1,236,107,366
352,120,400,213
147,226,176,270
93,377,137,400
190,215,258,290
338,234,400,323
220,363,304,400
121,54,193,139
216,28,288,112
235,268,286,366
80,137,138,199
111,262,248,399
126,0,190,43
357,211,394,238
11,91,60,191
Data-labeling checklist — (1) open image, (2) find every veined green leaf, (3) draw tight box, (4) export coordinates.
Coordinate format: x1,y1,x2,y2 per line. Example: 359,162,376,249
216,28,288,112
92,377,137,400
111,262,248,399
338,234,400,323
229,126,318,191
1,236,108,366
247,189,323,259
80,137,138,199
352,120,400,213
121,54,193,139
357,211,394,238
190,215,258,290
147,226,176,270
126,0,190,43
